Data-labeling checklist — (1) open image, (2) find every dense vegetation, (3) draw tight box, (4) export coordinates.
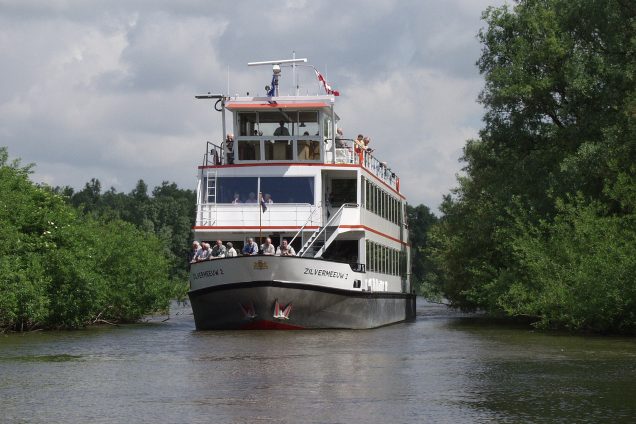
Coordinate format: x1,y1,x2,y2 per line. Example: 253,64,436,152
57,178,196,282
0,148,192,332
429,0,636,333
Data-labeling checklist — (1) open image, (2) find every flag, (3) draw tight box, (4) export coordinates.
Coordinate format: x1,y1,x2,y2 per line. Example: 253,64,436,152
315,69,340,96
260,192,267,213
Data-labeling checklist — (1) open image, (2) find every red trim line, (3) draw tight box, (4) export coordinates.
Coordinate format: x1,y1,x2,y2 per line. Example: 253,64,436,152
193,225,320,230
226,102,329,110
199,163,359,169
339,225,407,246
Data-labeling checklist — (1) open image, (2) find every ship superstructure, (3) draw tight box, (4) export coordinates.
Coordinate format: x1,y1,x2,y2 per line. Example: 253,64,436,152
188,57,415,329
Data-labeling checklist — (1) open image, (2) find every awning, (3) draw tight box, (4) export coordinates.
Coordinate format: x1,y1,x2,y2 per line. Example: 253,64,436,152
225,101,330,110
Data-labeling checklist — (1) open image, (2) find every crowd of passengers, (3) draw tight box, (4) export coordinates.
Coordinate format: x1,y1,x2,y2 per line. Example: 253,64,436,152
189,237,296,263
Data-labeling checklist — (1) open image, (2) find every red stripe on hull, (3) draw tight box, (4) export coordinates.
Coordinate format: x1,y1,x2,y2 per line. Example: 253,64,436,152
240,320,304,330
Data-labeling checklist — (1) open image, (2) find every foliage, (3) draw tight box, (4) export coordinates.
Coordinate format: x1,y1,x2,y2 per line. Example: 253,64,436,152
0,147,175,331
406,204,441,300
63,179,196,285
430,0,636,333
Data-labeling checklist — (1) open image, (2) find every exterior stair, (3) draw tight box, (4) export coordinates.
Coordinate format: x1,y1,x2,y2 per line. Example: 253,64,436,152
298,203,357,258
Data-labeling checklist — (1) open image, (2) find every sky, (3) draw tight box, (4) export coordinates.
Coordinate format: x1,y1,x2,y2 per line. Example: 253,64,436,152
0,0,508,211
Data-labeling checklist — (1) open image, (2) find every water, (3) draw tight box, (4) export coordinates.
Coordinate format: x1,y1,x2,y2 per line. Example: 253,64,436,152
1,299,635,423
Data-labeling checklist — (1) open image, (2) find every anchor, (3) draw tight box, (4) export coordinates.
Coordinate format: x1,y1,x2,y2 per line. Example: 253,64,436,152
273,299,292,320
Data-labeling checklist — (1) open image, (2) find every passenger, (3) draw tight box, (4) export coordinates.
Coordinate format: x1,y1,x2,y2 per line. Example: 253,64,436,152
189,241,201,263
197,242,211,261
226,242,237,257
225,133,234,164
242,238,259,255
273,121,290,136
264,193,273,204
245,192,257,203
354,134,365,153
276,239,296,256
210,240,227,259
363,136,373,153
261,237,275,255
335,128,346,148
232,193,241,204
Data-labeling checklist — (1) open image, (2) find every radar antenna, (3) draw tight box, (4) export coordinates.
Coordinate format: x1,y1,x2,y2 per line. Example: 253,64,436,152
248,53,307,97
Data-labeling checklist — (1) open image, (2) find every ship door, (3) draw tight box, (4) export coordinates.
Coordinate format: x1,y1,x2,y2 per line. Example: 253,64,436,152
324,173,357,222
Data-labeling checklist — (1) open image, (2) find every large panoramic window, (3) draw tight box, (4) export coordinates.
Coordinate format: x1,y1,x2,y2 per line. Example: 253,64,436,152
216,177,258,204
260,177,314,204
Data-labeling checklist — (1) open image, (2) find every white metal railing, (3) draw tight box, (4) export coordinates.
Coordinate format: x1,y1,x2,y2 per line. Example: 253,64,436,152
194,203,319,227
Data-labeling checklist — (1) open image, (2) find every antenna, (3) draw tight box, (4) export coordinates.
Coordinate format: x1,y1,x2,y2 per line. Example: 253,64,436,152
248,56,308,97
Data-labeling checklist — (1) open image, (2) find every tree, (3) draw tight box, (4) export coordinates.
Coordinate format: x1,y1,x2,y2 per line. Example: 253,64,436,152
431,0,636,332
0,147,175,331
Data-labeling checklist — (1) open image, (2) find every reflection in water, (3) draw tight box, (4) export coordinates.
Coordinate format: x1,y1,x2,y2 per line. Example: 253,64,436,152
0,300,634,423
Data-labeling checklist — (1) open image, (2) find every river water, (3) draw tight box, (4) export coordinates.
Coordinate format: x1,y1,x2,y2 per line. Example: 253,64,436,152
1,299,635,423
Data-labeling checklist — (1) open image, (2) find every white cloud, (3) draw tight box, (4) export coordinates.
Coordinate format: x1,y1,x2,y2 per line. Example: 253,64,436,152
0,0,508,209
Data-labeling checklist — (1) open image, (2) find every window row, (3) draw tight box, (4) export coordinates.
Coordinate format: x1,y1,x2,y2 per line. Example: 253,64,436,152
202,176,315,205
362,177,402,225
237,111,320,137
236,139,321,161
366,240,405,277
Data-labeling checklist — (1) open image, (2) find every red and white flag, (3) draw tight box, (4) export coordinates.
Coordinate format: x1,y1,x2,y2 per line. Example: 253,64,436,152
315,69,340,96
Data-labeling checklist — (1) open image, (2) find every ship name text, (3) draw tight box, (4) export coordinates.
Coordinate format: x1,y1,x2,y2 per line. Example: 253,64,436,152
304,267,348,279
192,268,224,280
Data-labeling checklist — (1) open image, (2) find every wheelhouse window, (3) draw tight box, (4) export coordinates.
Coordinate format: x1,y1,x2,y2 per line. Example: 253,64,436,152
238,140,261,160
236,111,320,138
265,140,293,160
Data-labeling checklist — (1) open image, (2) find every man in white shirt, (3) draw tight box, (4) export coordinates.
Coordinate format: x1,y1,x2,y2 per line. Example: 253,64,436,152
261,237,275,255
276,239,296,256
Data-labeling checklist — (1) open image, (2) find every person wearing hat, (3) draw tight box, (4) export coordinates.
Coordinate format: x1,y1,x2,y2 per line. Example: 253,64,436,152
226,242,237,257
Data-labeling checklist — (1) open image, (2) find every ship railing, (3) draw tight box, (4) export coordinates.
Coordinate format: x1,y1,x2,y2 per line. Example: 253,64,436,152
288,203,322,247
194,203,318,227
361,152,399,190
203,141,224,166
330,139,399,190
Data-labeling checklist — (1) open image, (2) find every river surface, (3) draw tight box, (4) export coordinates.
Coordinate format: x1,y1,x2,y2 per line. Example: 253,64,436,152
1,299,635,423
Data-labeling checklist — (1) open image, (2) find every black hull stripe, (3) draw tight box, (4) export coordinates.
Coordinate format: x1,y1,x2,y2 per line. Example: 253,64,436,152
189,280,415,300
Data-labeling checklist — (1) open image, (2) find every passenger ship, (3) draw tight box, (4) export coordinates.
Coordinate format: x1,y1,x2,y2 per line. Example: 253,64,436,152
188,57,416,329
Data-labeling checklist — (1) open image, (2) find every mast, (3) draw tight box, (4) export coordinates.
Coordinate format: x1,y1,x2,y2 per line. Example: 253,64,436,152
248,56,307,96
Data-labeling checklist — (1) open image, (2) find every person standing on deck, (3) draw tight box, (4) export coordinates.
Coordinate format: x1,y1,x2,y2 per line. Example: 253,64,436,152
261,238,275,255
226,242,237,257
276,239,296,256
225,133,234,164
274,121,290,136
210,240,227,259
242,238,259,255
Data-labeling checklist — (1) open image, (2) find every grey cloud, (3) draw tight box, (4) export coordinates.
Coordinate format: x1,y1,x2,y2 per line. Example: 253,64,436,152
1,0,509,208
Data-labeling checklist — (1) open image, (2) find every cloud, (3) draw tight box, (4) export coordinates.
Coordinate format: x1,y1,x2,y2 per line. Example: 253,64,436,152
0,0,508,209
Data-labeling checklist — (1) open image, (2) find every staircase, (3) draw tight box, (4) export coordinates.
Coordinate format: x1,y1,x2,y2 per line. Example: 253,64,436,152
298,203,358,258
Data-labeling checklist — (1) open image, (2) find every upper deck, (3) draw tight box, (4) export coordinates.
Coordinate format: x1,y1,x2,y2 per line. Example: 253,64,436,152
200,94,400,192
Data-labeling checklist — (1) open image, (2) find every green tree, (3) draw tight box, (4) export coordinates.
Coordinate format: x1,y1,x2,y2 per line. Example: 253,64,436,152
0,147,175,331
431,0,636,332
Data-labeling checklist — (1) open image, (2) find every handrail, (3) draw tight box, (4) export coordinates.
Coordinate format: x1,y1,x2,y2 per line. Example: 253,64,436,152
288,203,321,247
205,141,224,166
299,203,358,256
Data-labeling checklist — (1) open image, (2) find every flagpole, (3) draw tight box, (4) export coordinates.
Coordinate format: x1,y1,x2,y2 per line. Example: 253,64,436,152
259,192,263,245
